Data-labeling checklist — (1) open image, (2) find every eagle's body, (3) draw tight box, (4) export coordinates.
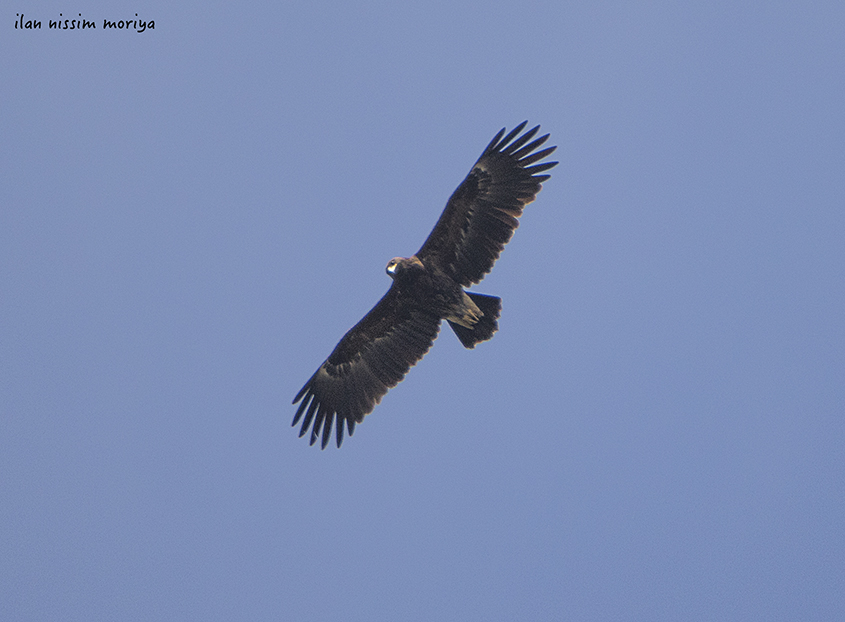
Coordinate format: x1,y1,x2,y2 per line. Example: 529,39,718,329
386,256,493,337
293,122,557,448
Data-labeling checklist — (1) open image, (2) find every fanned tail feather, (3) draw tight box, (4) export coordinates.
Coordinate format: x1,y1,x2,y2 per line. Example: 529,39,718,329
448,292,501,349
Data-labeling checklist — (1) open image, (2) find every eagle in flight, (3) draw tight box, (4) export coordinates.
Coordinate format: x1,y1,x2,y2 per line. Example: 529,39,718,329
293,122,557,448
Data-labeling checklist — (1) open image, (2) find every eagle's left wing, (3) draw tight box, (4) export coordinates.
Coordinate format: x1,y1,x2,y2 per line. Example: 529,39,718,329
292,285,441,449
416,122,557,287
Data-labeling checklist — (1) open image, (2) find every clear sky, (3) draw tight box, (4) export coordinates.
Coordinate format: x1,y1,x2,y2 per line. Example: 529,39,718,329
2,2,843,620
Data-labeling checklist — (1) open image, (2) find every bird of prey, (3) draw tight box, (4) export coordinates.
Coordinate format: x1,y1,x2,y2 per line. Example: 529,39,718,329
292,122,557,448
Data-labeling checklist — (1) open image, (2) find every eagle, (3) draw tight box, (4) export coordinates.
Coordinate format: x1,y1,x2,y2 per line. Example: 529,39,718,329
292,122,558,448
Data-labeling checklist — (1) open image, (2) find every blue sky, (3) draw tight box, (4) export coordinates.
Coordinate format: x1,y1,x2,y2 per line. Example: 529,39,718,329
2,2,843,620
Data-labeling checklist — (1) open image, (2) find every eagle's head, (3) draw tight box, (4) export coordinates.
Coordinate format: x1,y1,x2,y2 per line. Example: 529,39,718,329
386,256,424,280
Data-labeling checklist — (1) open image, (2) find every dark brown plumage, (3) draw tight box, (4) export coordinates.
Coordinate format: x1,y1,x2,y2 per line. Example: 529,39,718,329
292,122,557,448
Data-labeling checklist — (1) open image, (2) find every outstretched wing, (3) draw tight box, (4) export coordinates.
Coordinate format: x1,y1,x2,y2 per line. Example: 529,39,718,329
416,122,558,286
292,286,442,449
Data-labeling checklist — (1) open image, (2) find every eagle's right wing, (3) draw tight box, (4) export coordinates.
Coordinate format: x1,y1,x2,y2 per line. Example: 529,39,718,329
292,286,441,449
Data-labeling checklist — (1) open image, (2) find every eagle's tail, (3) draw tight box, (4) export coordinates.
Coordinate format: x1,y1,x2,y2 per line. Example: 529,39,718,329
448,292,501,349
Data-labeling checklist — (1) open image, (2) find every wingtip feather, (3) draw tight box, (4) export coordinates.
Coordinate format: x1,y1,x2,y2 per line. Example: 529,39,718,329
499,121,529,150
503,125,540,155
526,160,559,176
512,134,550,160
483,127,507,155
321,414,334,450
